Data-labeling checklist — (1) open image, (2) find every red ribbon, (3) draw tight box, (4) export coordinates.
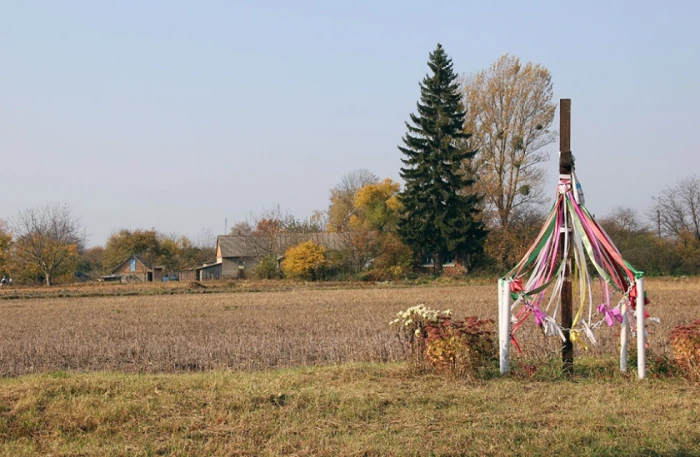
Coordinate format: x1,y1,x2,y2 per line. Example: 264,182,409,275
628,285,650,318
510,278,524,294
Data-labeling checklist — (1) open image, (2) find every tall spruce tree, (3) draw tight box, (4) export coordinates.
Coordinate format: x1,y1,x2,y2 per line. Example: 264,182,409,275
398,44,487,274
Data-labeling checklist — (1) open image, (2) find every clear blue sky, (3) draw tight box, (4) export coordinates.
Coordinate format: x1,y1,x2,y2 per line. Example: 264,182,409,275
2,1,698,246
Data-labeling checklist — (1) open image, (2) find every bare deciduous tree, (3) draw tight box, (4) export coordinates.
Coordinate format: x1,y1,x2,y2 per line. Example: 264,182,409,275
462,54,556,228
601,207,645,233
194,227,217,251
327,169,378,232
11,204,85,286
655,175,700,240
229,221,253,236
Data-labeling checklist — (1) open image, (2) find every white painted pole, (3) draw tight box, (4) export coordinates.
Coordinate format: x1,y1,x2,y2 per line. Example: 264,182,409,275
499,279,511,374
636,277,646,379
498,279,504,373
620,301,629,372
505,280,513,372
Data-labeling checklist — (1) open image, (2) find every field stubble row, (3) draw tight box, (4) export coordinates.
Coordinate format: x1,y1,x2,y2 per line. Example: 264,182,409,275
0,279,698,376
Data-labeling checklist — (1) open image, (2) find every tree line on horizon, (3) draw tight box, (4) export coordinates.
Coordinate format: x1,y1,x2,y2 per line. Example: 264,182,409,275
1,45,699,285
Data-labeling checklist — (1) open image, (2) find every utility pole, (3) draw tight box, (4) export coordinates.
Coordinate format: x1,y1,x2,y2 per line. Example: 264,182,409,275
559,99,574,375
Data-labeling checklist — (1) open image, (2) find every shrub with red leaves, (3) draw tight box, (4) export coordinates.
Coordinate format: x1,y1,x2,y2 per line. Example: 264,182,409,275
670,320,700,381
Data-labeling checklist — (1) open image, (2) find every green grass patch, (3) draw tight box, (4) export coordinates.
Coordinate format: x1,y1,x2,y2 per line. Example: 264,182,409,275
1,363,699,456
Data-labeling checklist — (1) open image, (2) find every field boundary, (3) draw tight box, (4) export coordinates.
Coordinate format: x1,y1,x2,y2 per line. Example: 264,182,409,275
0,279,495,301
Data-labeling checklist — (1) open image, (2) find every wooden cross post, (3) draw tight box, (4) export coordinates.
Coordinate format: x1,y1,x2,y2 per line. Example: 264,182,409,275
559,99,574,375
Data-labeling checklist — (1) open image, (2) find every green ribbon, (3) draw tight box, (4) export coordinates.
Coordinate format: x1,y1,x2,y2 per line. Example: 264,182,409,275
566,199,616,289
502,201,558,279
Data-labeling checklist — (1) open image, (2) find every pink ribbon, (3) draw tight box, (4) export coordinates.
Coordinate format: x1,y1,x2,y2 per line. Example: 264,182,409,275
533,305,547,327
597,303,623,326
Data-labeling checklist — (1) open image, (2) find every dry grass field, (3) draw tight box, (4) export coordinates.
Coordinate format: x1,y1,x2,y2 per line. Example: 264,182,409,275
0,278,698,377
0,364,699,456
1,279,699,456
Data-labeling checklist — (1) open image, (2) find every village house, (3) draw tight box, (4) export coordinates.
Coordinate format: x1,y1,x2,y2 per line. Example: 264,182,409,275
195,233,350,280
103,255,164,283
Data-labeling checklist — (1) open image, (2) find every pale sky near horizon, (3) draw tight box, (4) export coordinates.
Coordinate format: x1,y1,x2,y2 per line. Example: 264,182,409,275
2,1,698,247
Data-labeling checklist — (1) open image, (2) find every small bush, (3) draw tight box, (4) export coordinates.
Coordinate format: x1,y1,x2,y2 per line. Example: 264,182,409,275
670,320,700,381
390,304,495,378
424,316,495,379
371,234,414,280
390,304,451,361
646,352,682,379
253,255,280,279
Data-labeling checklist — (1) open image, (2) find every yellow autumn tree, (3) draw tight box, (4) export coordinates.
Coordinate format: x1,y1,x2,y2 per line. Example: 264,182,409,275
327,169,378,232
349,179,413,279
351,178,402,232
281,241,327,281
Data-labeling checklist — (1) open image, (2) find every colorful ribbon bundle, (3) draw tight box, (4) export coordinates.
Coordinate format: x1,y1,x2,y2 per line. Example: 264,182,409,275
501,172,651,351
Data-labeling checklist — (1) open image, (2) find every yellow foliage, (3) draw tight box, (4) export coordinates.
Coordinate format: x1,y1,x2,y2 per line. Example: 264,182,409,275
386,195,401,212
281,241,327,281
327,170,379,232
352,178,402,232
348,214,361,230
354,178,400,208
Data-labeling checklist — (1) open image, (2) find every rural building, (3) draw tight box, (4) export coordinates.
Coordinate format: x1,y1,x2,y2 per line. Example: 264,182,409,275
195,261,223,281
178,269,197,282
193,233,350,280
108,255,164,283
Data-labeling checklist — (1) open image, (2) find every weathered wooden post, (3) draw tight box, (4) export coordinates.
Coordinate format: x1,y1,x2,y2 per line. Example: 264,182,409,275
559,99,574,375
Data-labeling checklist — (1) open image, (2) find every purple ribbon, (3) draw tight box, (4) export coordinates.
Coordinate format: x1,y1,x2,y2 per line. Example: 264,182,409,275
533,305,547,327
597,303,623,326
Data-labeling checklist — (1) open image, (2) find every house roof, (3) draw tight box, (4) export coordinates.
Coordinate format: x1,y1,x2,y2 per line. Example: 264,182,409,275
217,235,268,258
217,232,351,258
111,254,154,274
196,261,222,272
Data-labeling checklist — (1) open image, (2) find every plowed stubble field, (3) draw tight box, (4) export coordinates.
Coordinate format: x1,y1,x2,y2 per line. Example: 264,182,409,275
1,278,697,376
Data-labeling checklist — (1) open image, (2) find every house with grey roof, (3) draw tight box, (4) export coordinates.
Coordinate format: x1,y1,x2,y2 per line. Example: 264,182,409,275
196,233,350,280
